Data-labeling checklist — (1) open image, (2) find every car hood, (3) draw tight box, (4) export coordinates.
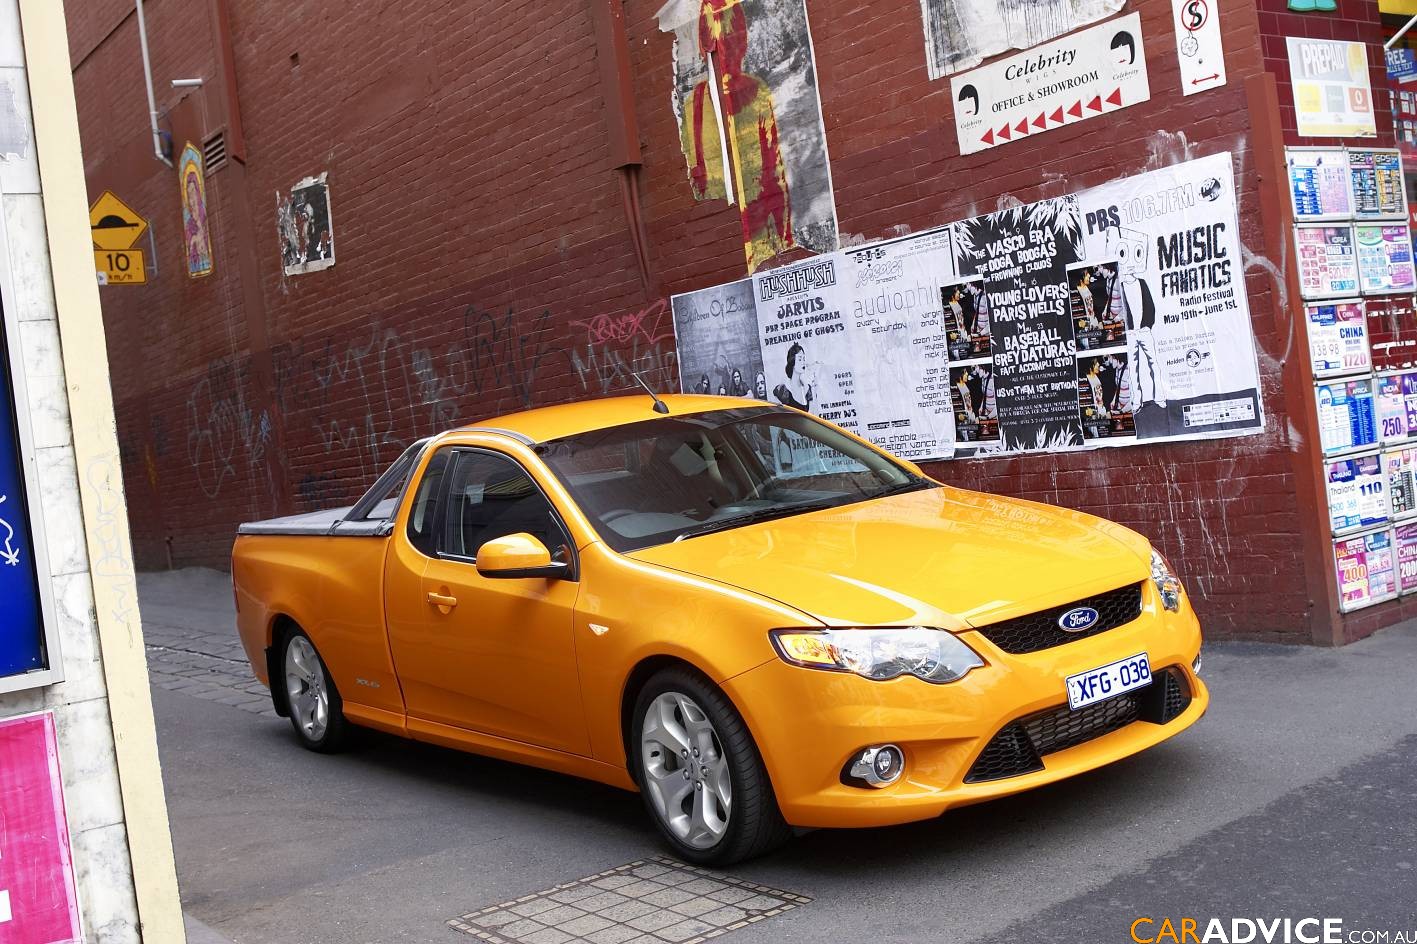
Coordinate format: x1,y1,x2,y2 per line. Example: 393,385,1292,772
627,486,1151,629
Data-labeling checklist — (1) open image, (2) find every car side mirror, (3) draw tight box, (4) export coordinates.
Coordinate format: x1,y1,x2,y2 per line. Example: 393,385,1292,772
475,533,567,579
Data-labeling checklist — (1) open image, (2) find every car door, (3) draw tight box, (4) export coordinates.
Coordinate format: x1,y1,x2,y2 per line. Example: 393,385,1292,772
385,445,590,756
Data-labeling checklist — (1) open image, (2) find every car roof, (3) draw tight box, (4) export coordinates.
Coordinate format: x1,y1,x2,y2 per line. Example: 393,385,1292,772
459,394,768,444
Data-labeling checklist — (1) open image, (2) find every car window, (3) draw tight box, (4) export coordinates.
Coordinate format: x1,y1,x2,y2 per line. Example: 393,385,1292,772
439,451,571,562
407,449,451,557
352,439,429,520
536,407,931,553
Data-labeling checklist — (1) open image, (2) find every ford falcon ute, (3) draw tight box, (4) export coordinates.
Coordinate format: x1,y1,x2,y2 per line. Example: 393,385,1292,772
232,394,1207,864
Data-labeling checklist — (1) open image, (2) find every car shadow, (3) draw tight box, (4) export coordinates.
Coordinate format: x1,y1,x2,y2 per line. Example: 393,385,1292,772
250,711,1213,876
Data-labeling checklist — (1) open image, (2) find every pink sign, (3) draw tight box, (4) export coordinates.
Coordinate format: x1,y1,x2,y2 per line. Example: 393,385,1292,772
0,712,81,944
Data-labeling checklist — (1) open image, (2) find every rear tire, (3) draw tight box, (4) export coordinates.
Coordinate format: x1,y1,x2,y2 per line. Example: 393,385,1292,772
631,667,791,865
279,628,349,753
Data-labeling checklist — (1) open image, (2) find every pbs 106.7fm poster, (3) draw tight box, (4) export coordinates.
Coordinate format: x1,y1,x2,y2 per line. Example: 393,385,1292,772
668,151,1264,462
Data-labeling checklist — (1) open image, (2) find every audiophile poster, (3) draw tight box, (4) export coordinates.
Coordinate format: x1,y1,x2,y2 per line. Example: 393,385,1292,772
840,229,958,460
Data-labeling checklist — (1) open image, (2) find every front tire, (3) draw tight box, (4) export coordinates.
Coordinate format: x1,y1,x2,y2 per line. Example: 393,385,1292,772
632,667,790,865
280,629,349,753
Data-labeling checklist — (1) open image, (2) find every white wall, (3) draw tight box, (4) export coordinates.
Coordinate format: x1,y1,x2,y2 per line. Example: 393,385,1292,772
0,0,143,938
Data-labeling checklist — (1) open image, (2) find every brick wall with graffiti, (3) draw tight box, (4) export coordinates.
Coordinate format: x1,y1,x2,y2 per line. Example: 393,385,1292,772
64,0,1392,638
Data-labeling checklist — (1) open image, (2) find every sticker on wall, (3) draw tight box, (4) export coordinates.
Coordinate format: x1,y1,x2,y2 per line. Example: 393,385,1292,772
1171,0,1226,96
1286,38,1376,139
1295,224,1359,299
951,13,1151,156
1333,528,1397,612
0,712,82,943
1354,222,1417,295
658,0,838,272
177,142,214,279
1305,300,1370,378
917,0,1124,80
1287,148,1352,221
1325,451,1389,534
1348,149,1406,219
276,174,335,276
1316,376,1377,457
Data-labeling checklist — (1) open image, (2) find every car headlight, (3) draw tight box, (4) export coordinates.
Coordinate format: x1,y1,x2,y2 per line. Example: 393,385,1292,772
1151,549,1183,613
769,626,984,684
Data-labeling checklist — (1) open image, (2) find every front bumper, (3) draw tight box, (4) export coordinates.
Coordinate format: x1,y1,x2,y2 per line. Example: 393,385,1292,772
723,583,1206,829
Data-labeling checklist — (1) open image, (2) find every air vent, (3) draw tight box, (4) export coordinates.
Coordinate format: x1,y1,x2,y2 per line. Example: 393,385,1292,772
202,130,227,173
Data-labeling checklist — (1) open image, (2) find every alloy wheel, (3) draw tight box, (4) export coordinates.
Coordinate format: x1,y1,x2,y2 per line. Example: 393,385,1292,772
640,692,733,850
284,636,329,741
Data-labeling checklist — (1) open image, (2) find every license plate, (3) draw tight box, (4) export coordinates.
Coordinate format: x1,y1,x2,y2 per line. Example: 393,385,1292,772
1066,652,1151,710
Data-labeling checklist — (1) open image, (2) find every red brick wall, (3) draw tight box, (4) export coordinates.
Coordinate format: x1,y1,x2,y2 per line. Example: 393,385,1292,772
70,0,1321,638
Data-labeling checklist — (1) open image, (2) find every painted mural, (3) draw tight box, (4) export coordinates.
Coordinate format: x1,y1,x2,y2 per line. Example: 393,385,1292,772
178,142,214,279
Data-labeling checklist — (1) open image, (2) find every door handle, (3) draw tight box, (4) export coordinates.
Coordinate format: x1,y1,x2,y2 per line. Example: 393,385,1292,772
426,591,458,610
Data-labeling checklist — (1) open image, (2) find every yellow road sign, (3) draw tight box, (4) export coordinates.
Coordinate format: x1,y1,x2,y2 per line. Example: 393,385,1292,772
95,249,146,285
89,190,148,251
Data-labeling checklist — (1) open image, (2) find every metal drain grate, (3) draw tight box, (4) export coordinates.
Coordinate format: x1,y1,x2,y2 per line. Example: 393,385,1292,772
448,855,811,944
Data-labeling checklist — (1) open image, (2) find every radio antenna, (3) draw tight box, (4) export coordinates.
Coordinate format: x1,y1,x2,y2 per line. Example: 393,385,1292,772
632,372,670,414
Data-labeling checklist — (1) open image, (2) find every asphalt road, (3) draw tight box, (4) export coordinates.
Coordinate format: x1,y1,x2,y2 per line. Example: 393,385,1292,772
141,571,1417,944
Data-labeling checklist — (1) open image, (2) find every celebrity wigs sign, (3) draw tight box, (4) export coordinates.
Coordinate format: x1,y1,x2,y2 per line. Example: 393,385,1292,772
669,151,1264,461
951,13,1150,156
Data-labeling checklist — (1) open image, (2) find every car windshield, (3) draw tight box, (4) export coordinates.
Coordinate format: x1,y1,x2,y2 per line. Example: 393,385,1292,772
535,407,935,553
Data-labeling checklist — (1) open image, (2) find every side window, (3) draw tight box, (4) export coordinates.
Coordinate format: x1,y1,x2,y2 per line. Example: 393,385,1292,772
406,449,451,557
440,451,570,561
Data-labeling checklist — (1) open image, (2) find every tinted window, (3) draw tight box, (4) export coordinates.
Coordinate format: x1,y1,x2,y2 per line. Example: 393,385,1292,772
439,451,571,561
536,407,931,553
406,450,451,557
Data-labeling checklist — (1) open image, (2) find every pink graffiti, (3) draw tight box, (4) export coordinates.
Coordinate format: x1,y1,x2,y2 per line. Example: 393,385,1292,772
572,299,674,348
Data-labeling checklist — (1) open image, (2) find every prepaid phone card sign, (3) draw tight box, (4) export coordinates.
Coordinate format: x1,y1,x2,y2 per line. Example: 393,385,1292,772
1287,37,1377,139
1324,451,1389,534
1287,148,1352,221
1334,529,1397,612
1296,225,1360,300
1305,300,1371,378
1348,149,1406,219
1354,222,1417,295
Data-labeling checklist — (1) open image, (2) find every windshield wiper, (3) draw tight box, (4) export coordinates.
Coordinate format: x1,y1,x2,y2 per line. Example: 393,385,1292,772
866,478,935,499
673,497,844,542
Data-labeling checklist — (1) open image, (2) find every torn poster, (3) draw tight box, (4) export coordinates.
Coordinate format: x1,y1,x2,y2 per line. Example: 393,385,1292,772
178,141,214,279
277,174,335,275
920,0,1125,80
658,0,838,272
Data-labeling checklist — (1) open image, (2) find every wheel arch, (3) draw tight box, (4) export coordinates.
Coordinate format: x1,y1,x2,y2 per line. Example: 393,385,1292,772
265,613,301,718
618,654,766,786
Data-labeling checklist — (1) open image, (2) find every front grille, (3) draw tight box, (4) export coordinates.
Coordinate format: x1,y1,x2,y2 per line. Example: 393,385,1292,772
964,667,1192,783
973,582,1144,655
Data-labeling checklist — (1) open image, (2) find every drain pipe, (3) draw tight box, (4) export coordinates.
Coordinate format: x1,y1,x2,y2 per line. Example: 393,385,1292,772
135,0,172,167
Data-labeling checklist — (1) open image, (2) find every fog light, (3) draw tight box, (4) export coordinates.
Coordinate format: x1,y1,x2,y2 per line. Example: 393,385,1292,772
1192,650,1203,676
847,744,904,788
